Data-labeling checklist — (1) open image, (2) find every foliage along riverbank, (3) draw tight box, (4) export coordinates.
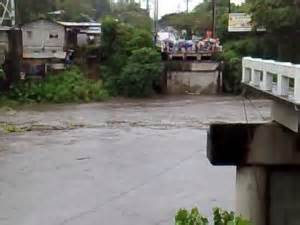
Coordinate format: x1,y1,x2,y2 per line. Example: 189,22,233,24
4,67,109,104
0,10,163,104
100,16,162,98
0,2,163,105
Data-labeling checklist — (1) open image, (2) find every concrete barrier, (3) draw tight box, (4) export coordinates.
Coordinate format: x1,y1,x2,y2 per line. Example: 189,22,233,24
166,62,220,95
242,57,300,104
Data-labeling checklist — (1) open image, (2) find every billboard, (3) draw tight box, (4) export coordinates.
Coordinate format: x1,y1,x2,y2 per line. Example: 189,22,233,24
228,13,252,32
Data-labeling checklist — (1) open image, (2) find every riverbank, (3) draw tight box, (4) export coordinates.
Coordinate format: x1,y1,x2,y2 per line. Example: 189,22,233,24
0,96,271,132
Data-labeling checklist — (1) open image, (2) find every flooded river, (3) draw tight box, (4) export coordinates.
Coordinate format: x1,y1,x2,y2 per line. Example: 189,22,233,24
0,96,271,225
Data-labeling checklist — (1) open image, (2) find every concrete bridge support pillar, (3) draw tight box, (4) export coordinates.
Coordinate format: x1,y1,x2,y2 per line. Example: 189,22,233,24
236,166,267,225
207,123,300,225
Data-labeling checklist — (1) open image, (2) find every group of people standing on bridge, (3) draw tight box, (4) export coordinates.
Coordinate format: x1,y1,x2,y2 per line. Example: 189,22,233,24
158,30,222,54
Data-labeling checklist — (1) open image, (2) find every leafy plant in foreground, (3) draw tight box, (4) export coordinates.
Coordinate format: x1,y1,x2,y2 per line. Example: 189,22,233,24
176,208,208,225
175,208,251,225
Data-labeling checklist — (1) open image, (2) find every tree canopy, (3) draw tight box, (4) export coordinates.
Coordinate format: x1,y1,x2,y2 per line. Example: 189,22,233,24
15,0,55,24
14,0,151,29
248,0,300,33
15,0,112,24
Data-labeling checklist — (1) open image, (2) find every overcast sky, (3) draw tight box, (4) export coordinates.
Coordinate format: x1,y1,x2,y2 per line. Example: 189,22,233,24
140,0,244,18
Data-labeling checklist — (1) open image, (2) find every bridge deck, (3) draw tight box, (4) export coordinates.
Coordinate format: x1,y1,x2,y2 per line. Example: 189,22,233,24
168,51,214,61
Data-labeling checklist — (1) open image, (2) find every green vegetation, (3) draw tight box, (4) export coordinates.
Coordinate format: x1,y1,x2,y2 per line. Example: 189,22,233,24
175,208,208,225
119,48,162,97
100,17,162,97
15,0,111,23
4,1,160,104
6,67,108,103
111,3,152,31
15,0,148,25
0,123,27,133
175,208,251,225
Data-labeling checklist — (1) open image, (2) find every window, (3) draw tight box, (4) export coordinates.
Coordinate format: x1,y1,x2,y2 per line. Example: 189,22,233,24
27,31,32,39
49,33,59,39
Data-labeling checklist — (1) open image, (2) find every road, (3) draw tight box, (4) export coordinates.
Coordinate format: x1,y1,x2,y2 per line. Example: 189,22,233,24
0,96,271,225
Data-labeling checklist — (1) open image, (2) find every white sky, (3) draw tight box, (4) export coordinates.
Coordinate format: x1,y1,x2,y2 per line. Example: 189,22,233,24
140,0,244,18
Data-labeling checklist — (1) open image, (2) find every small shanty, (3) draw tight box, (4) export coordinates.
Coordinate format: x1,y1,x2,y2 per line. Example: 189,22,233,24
20,19,101,77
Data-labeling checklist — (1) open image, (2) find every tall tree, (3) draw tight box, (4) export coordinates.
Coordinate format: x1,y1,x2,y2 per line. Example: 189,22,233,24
15,0,55,24
93,0,111,19
55,0,96,21
111,1,152,30
247,0,300,62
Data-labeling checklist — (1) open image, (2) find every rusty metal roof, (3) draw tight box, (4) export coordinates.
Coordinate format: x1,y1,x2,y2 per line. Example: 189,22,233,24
23,51,66,59
57,21,101,27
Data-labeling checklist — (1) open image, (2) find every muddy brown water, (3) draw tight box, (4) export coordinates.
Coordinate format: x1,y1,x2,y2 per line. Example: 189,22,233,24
0,96,271,225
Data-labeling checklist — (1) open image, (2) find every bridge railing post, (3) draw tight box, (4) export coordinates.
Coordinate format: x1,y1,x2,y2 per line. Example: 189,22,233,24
262,71,273,91
251,70,261,87
242,67,251,83
294,65,300,103
262,60,275,92
277,75,289,97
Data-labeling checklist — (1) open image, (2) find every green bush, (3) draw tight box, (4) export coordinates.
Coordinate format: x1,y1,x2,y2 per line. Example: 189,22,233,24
119,48,162,97
7,67,109,103
100,17,161,97
218,37,262,93
175,208,251,225
176,208,208,225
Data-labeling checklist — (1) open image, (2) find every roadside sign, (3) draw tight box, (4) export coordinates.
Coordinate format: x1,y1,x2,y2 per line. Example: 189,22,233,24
228,13,252,32
228,13,266,32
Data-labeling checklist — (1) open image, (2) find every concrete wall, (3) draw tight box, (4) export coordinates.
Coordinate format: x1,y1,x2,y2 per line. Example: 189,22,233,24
247,124,300,165
236,167,300,225
167,62,219,95
207,123,300,166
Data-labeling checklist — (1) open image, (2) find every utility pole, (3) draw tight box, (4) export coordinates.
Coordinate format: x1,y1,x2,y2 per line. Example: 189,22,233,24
153,0,159,33
146,0,150,14
186,0,189,13
10,0,15,26
212,0,216,38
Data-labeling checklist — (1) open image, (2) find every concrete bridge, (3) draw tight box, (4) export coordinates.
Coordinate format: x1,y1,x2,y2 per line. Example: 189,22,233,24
164,61,222,95
208,57,300,225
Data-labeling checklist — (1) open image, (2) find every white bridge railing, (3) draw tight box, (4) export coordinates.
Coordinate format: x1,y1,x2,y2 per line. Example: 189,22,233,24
242,57,300,104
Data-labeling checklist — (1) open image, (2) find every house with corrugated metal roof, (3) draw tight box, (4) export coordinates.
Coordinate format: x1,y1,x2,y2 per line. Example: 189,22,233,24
57,21,101,48
21,19,66,76
21,19,101,77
